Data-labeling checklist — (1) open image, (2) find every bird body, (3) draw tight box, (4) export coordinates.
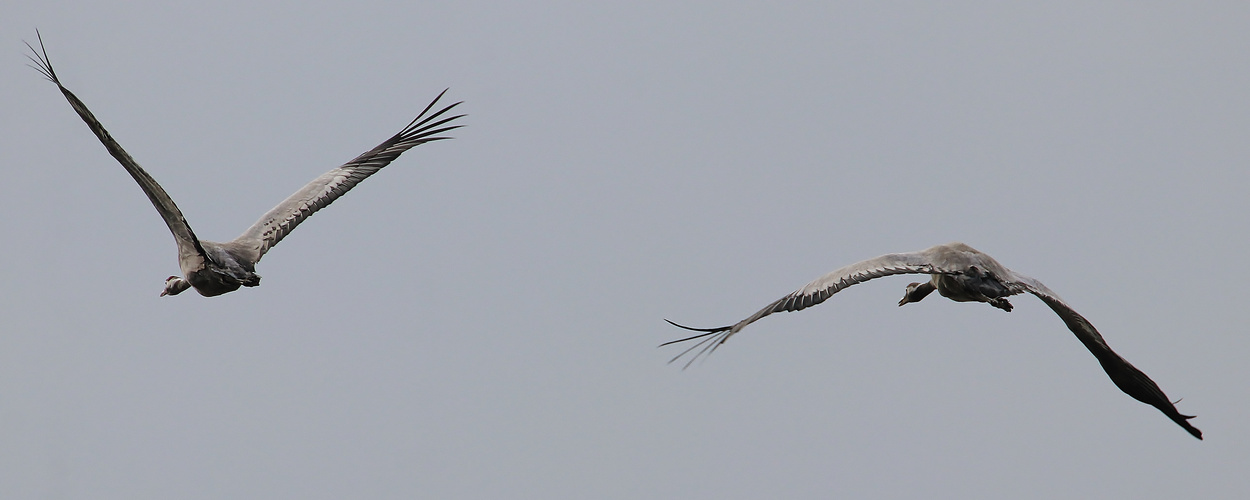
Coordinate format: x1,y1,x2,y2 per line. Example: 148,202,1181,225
166,241,261,297
665,242,1202,439
27,34,463,297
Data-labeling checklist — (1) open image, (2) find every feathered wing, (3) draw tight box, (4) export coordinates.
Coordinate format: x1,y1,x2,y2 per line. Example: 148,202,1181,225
1005,274,1202,439
663,248,960,367
27,33,208,272
229,90,464,263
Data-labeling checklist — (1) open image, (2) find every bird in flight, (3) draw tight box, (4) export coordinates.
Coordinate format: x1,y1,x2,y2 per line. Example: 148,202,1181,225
664,242,1201,439
27,33,463,297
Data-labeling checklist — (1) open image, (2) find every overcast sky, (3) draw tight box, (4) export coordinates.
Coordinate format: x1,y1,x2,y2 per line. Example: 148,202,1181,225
3,2,1248,499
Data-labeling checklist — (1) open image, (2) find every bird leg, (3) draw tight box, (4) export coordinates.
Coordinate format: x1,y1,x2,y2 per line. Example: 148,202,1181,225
988,297,1013,312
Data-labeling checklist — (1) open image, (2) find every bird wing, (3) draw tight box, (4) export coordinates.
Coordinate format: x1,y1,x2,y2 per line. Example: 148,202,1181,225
27,33,208,273
1004,274,1202,439
228,89,463,264
663,247,961,367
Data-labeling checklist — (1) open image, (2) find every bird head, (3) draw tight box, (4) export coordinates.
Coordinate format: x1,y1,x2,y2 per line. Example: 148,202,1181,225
160,276,191,297
899,281,936,306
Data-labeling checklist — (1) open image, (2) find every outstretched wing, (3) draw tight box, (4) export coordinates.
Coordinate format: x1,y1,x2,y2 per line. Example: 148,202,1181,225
27,32,208,272
663,248,959,367
1005,274,1202,439
229,90,463,264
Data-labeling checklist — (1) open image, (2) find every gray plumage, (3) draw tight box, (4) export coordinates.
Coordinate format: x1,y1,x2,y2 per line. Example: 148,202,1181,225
27,33,463,297
664,242,1201,439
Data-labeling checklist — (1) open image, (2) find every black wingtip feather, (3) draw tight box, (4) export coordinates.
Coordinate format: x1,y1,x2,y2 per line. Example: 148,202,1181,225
24,30,60,84
658,320,728,347
664,318,731,333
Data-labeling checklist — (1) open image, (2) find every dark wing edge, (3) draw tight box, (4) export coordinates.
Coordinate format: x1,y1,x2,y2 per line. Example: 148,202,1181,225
26,31,208,266
662,252,953,368
230,90,464,262
1011,277,1202,439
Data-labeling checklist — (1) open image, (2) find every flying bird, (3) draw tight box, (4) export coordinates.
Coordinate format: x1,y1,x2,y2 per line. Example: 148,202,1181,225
664,242,1202,439
26,33,463,297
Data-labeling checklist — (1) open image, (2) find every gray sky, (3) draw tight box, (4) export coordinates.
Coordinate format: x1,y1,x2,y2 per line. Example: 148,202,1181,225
3,2,1248,498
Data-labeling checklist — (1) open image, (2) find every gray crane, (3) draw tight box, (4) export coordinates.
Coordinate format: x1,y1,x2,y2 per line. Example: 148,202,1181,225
665,242,1202,439
27,34,463,297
